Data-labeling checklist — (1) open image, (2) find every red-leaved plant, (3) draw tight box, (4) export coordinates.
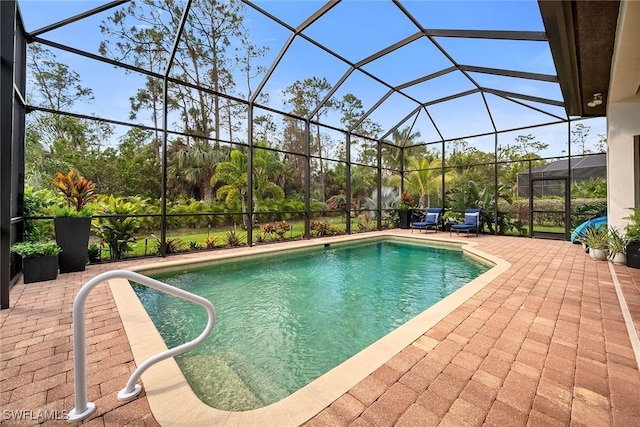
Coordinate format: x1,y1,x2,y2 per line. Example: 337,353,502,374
51,170,96,215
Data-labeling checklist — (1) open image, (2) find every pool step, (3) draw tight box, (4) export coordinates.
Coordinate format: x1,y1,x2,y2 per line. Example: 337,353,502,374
178,354,264,411
222,349,292,406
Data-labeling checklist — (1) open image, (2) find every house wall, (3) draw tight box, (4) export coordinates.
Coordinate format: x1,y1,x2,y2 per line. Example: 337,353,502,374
607,102,640,231
606,0,640,231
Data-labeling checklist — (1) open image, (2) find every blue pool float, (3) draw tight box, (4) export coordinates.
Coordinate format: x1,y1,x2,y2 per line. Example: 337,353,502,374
571,216,607,243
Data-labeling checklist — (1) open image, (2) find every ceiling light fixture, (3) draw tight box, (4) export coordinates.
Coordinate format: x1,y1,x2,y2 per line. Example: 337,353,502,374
587,92,603,108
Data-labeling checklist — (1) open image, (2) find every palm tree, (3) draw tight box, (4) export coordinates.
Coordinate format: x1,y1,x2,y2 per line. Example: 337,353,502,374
409,157,452,208
252,147,285,209
383,127,423,196
212,147,285,224
212,149,249,214
388,157,451,208
350,165,377,211
389,126,421,171
449,180,514,234
169,140,226,201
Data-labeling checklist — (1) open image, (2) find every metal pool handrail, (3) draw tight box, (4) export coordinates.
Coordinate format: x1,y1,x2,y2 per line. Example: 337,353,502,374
67,270,216,423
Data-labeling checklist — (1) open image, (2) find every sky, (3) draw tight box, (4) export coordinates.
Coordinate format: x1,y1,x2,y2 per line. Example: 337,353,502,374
16,0,606,156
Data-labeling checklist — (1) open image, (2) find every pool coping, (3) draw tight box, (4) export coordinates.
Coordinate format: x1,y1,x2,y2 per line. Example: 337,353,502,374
108,232,510,426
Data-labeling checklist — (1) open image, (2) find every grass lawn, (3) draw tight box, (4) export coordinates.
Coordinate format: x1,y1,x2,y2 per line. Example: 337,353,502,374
502,224,566,237
93,217,567,261
93,217,365,260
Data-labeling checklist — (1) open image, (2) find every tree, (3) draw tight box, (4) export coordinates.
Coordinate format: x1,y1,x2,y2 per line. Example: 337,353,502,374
281,116,307,195
100,21,167,159
253,114,277,145
445,140,494,189
212,147,285,224
499,134,548,161
340,93,381,165
94,196,141,260
350,165,377,210
237,32,269,100
28,44,94,110
112,128,162,198
380,128,423,203
596,133,607,153
448,180,514,234
339,93,363,130
363,186,399,218
572,177,607,198
389,126,421,173
24,121,66,189
169,140,226,201
283,77,337,200
571,123,591,155
251,146,286,209
213,149,248,214
498,134,548,198
100,0,266,143
26,45,112,189
392,126,421,148
397,157,452,208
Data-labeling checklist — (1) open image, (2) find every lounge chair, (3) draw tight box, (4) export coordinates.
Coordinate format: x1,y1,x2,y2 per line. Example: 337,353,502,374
412,208,443,233
450,208,481,237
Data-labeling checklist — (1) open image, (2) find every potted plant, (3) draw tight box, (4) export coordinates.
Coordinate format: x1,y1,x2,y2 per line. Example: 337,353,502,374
51,170,96,273
576,224,609,261
608,227,630,265
441,211,462,232
624,208,640,269
398,191,415,229
10,241,62,283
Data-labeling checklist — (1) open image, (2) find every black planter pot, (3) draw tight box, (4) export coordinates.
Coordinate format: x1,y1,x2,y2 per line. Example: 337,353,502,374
54,216,91,273
627,240,640,269
23,255,59,284
399,209,413,229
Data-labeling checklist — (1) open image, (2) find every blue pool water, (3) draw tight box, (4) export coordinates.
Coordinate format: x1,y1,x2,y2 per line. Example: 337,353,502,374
133,240,489,411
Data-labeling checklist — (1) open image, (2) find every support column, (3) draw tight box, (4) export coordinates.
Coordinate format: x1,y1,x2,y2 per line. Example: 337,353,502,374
606,0,640,229
1,0,17,309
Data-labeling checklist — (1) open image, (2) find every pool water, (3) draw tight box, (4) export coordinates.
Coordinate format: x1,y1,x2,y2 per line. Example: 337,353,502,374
133,240,489,411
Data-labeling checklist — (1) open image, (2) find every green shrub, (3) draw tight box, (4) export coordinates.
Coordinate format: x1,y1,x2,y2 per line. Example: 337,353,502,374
608,227,630,258
87,244,101,263
205,236,219,249
572,199,607,228
94,196,141,260
575,224,608,249
23,188,55,242
506,198,606,229
624,208,640,241
10,241,61,258
224,230,245,247
310,220,341,237
152,236,184,254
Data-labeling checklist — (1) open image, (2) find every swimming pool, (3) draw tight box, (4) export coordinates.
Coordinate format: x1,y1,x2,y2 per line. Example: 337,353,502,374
132,239,489,411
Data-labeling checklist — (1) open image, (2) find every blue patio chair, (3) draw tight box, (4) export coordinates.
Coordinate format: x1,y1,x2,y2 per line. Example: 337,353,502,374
412,207,443,233
450,208,481,237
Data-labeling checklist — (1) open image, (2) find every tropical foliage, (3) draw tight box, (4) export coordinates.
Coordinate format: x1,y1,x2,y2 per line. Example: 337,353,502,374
50,170,96,216
21,1,608,259
93,196,141,260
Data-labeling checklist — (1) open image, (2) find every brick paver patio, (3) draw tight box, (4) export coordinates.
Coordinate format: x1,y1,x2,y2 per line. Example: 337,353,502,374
2,232,639,426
